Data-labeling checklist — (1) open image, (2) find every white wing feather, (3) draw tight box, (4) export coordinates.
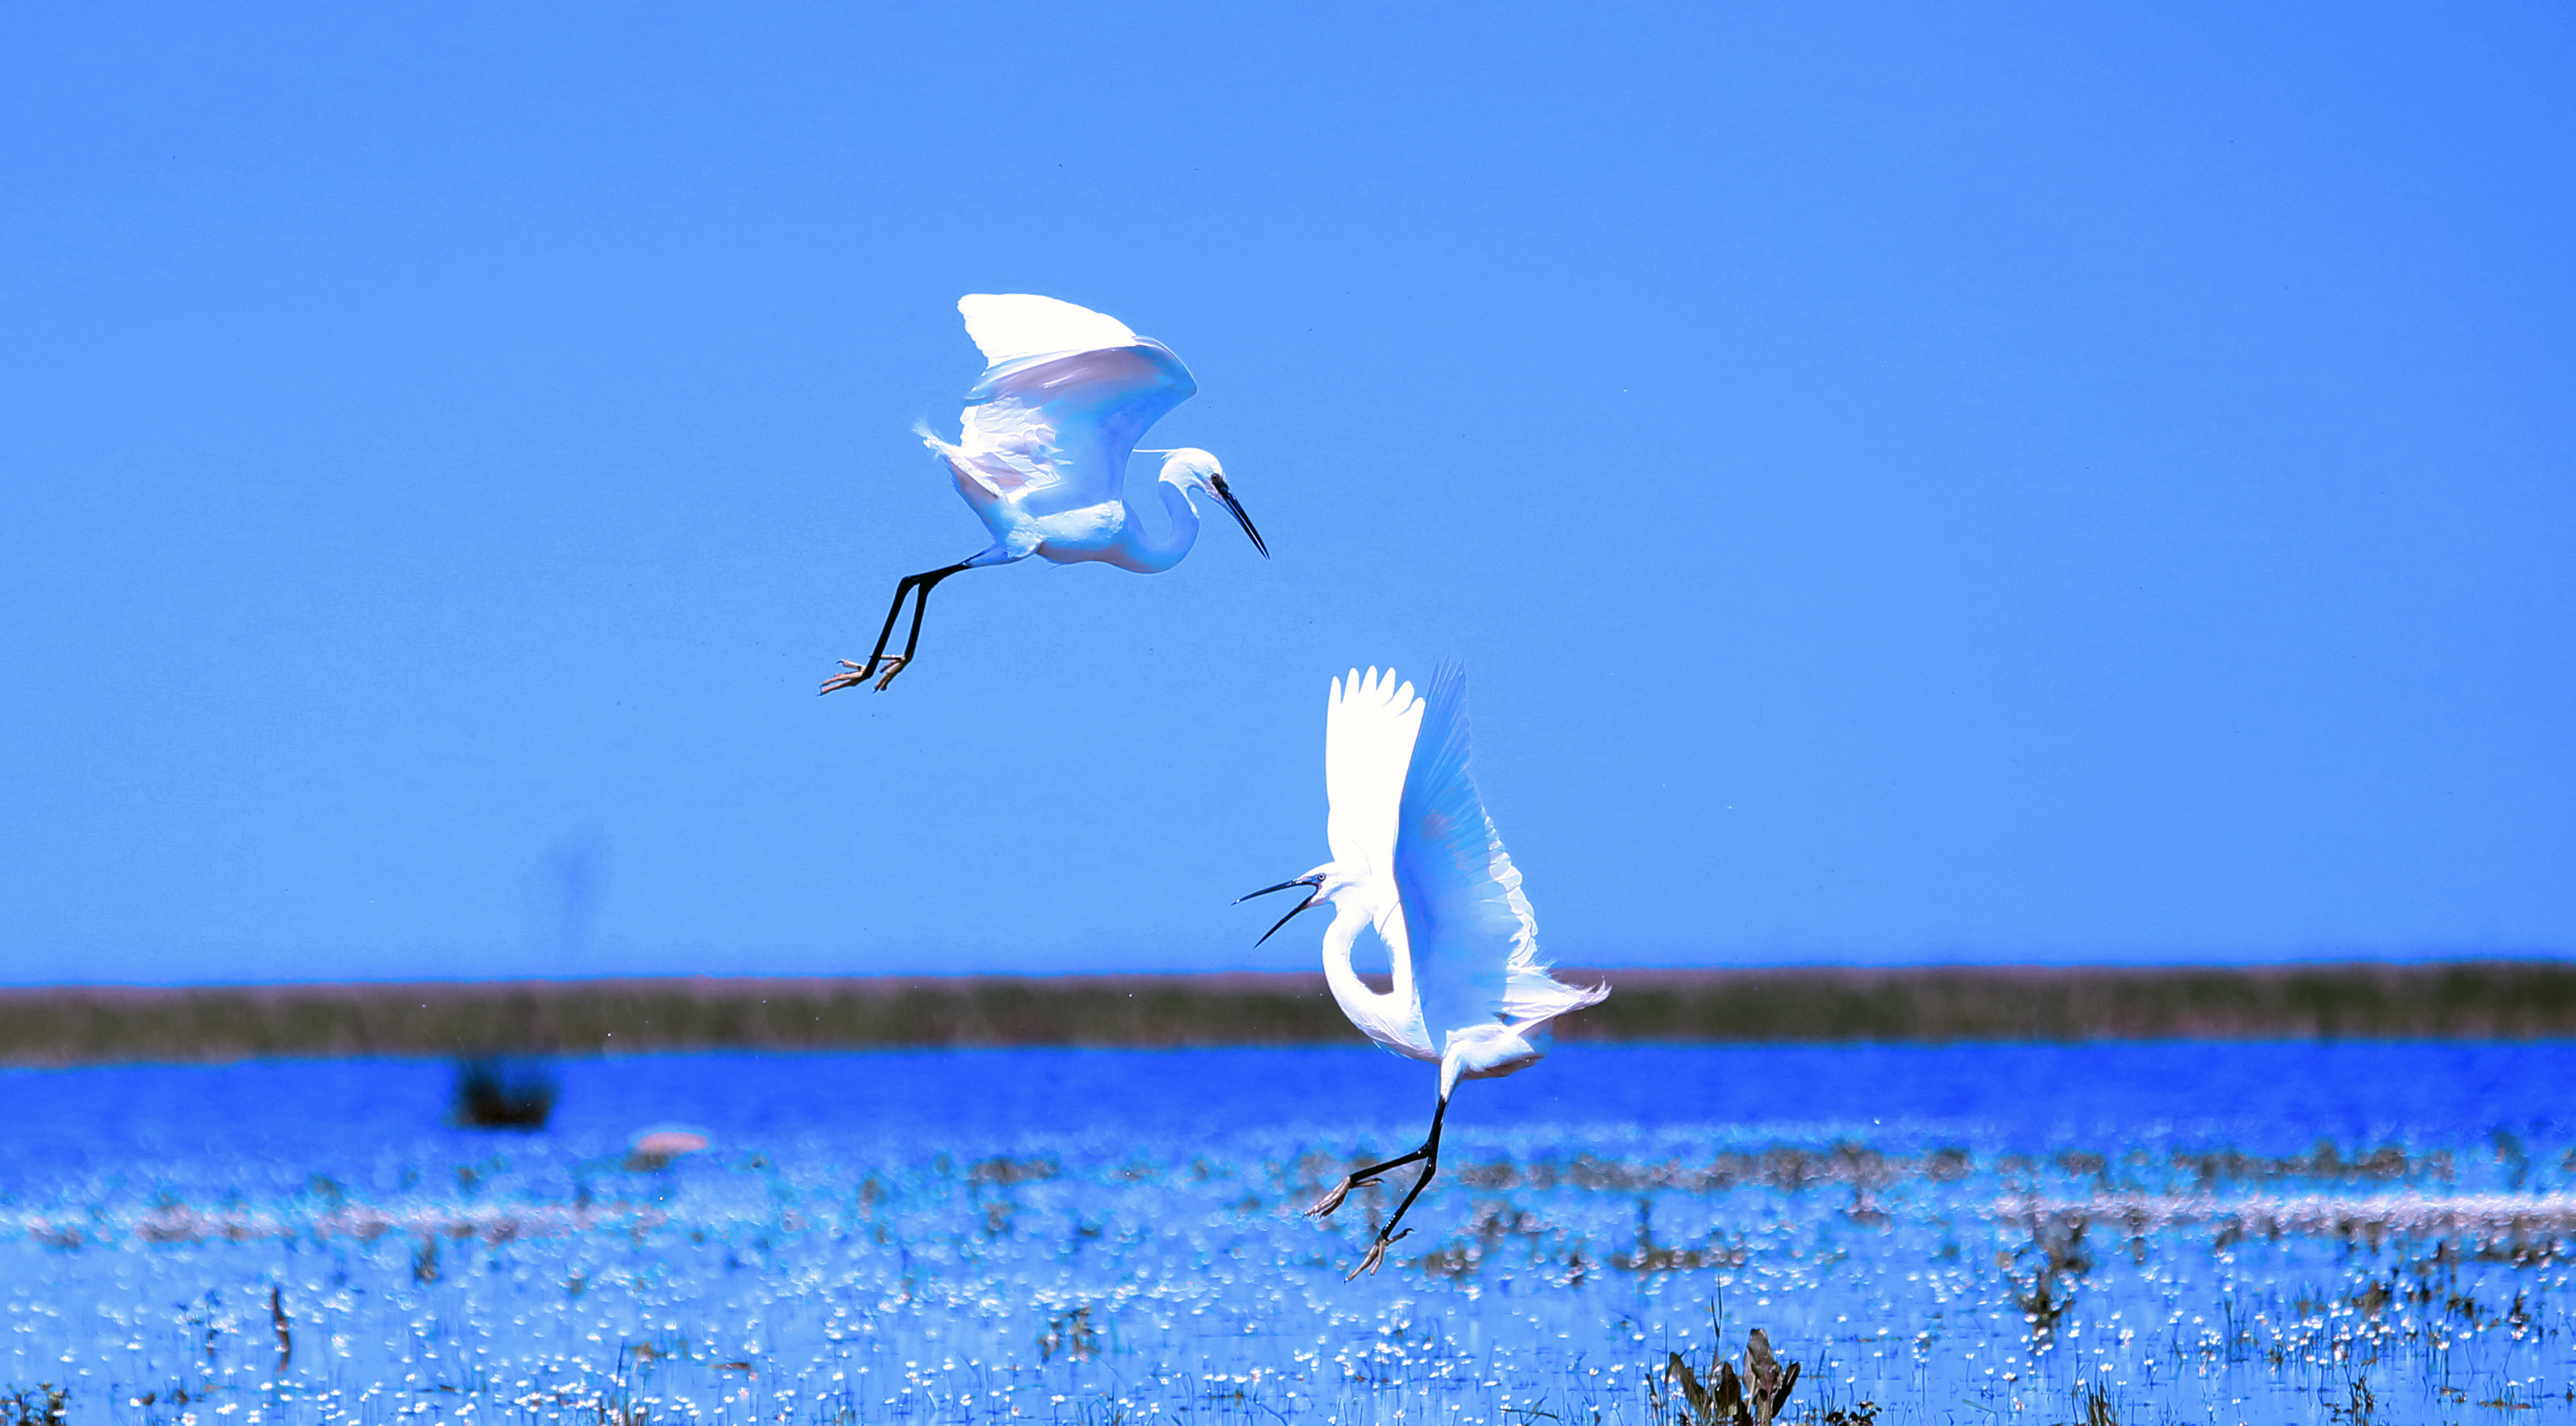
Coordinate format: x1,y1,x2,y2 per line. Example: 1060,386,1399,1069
958,294,1139,366
1392,664,1606,1045
1323,667,1422,917
928,295,1195,511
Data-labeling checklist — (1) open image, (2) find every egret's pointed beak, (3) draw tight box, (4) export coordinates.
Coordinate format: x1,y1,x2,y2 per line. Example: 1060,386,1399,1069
1236,874,1323,945
1209,476,1268,559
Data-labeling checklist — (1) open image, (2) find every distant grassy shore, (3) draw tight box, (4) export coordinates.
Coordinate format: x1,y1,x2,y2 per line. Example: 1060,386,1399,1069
2,961,2572,1066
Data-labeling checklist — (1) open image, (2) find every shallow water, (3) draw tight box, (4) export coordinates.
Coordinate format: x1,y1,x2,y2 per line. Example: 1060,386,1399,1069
4,1043,2573,1425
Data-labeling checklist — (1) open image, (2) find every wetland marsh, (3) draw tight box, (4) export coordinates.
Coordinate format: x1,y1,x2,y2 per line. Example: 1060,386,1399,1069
4,1043,2571,1425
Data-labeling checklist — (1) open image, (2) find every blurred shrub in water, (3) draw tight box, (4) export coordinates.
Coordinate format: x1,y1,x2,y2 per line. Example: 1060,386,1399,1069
447,1056,559,1130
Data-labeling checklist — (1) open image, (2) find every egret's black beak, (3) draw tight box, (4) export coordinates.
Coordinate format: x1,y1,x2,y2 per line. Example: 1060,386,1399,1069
1210,476,1268,559
1236,874,1323,945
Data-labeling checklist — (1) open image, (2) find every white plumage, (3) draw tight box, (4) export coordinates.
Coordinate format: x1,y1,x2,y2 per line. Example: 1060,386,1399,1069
822,294,1267,693
958,292,1141,366
1242,663,1608,1276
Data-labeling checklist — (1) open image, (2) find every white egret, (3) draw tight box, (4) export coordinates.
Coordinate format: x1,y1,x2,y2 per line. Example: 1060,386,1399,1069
822,294,1267,693
1240,665,1608,1277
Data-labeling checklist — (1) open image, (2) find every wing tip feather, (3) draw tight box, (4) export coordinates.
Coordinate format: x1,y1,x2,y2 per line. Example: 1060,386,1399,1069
955,293,1141,367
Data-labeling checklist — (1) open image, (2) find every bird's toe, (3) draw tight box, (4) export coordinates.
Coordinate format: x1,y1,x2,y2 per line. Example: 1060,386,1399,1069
819,661,869,696
1347,1239,1390,1280
870,656,909,691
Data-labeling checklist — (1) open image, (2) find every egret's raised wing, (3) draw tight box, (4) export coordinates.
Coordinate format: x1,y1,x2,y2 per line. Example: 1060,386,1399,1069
1392,665,1589,1048
1324,667,1423,919
959,294,1139,366
943,295,1195,510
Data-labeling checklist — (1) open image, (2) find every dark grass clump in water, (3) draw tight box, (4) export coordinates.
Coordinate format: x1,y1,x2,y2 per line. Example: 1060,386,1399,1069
5,961,2576,1066
0,1384,66,1426
447,1055,560,1130
1659,1325,1803,1426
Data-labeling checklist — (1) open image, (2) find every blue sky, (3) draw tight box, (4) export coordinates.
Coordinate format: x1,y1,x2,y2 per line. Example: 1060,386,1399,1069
2,3,2570,984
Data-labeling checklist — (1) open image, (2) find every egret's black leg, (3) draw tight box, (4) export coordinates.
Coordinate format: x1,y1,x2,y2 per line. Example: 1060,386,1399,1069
888,564,966,678
1348,1096,1450,1280
1308,1145,1431,1221
860,574,932,674
821,560,973,695
822,570,932,694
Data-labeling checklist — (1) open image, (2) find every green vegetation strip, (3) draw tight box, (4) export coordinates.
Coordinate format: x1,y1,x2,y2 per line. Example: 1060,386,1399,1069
2,961,2572,1065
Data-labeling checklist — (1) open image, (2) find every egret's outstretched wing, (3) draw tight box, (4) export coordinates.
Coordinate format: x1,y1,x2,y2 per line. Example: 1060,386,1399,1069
936,294,1196,510
1324,668,1422,917
959,293,1139,366
1393,665,1605,1046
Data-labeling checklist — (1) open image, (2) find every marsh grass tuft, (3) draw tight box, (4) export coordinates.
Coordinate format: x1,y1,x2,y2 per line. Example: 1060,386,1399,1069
0,1386,66,1426
971,1154,1062,1186
1615,1197,1743,1275
1657,1326,1801,1426
1039,1304,1102,1363
2002,1217,2094,1338
2325,1375,2377,1424
268,1284,290,1373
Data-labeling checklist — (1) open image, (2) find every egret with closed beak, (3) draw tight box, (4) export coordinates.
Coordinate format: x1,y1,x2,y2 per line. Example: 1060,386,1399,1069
824,294,1267,693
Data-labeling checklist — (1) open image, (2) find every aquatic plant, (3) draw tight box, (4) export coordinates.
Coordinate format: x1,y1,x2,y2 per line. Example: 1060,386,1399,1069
1658,1326,1800,1426
0,1384,66,1426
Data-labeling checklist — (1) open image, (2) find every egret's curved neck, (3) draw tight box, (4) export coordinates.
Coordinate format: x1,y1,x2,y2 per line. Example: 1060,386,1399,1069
1104,477,1201,573
1321,896,1425,1056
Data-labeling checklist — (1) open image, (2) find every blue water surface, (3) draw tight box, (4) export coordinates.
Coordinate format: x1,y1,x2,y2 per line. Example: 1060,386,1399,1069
3,1040,2569,1196
7,1041,2575,1426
